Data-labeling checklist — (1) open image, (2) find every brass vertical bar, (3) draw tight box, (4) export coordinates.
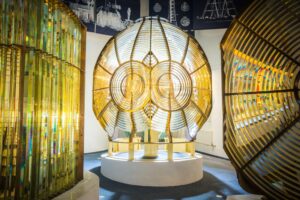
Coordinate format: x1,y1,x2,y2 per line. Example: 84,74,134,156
114,38,121,65
149,18,153,66
113,39,121,65
167,143,173,160
130,17,145,62
157,17,173,144
108,142,112,156
180,35,189,65
129,112,136,142
128,143,134,161
30,3,43,197
46,53,53,198
15,0,28,198
147,18,153,145
6,46,14,200
190,142,195,157
129,93,135,159
30,52,41,200
77,25,86,182
129,18,145,144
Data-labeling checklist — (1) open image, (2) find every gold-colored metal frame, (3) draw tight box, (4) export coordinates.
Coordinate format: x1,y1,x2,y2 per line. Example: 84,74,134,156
221,0,300,199
93,17,212,160
108,141,196,159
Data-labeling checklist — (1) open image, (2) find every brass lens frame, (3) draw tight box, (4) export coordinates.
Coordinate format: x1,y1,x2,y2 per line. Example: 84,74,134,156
93,17,212,160
221,0,300,199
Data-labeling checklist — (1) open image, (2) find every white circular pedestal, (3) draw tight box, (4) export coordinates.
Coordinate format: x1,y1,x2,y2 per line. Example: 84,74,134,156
101,152,203,187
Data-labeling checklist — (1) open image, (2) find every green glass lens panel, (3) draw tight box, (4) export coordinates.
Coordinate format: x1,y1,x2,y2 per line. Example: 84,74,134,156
0,0,85,199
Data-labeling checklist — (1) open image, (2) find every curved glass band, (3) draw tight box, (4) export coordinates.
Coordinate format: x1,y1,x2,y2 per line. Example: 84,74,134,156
0,0,85,199
221,0,300,199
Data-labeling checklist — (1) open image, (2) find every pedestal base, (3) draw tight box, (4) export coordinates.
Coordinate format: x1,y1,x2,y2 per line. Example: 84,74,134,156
101,152,203,187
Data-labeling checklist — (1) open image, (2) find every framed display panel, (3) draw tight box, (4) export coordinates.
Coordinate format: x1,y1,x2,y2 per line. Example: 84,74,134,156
221,0,300,199
62,0,140,36
0,0,86,199
192,0,253,30
93,17,212,160
149,0,194,35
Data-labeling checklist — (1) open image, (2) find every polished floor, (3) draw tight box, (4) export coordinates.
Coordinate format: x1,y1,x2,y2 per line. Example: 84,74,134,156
84,152,248,200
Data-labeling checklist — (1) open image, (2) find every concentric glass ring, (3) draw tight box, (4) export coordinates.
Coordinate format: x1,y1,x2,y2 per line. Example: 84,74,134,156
110,61,150,112
93,17,212,140
151,61,192,111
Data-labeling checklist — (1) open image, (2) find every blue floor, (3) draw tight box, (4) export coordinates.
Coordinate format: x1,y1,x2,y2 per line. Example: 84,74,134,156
84,152,248,200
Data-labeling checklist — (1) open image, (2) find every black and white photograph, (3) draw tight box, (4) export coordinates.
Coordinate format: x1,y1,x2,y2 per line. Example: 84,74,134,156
63,0,140,35
193,0,252,29
149,0,194,35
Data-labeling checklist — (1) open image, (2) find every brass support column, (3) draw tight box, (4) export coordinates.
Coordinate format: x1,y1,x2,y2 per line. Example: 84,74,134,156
108,142,112,156
128,143,134,161
168,143,173,160
189,142,195,157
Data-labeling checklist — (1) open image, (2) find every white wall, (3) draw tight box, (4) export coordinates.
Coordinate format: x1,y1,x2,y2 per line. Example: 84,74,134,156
84,32,111,153
194,29,227,158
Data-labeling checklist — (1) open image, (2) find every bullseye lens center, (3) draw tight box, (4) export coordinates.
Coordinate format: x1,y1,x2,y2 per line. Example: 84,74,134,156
121,73,144,99
157,73,181,98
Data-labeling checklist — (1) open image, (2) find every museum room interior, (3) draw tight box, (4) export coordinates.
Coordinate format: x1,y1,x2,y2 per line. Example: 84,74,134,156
0,0,299,200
